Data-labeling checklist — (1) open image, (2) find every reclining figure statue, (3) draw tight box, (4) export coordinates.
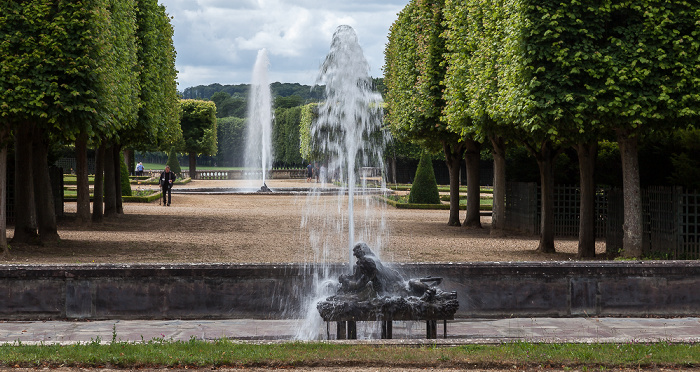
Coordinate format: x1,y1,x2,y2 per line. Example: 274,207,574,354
317,242,459,322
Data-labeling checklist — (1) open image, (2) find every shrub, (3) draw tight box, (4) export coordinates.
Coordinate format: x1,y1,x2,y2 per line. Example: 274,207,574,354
120,152,132,196
408,152,440,204
166,147,182,175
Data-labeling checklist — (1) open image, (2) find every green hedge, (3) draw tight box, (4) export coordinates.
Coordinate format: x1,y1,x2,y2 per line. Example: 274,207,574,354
408,152,440,204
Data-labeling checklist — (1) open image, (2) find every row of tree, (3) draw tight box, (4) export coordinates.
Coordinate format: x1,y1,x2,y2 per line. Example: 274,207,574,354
384,0,700,258
0,0,181,250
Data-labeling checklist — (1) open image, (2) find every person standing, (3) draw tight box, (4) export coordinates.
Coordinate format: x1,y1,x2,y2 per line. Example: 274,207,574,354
135,161,144,176
306,162,313,182
159,165,176,206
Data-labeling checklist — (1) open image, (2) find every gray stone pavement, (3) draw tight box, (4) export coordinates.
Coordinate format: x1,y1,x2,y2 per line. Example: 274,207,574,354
2,317,699,345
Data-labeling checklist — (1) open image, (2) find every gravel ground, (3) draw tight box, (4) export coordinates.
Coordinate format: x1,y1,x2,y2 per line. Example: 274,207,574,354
2,179,606,264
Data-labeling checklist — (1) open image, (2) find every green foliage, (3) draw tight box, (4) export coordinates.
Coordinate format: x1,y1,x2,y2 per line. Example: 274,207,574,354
408,152,440,204
106,0,139,141
274,95,304,109
131,0,181,151
215,116,246,167
182,82,324,101
166,147,181,175
179,99,218,156
0,0,112,135
120,152,132,196
384,0,461,151
210,92,246,118
299,103,318,161
272,106,304,166
442,0,700,144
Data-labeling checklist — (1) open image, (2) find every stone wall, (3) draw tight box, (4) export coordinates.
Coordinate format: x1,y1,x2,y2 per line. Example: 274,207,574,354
1,262,698,320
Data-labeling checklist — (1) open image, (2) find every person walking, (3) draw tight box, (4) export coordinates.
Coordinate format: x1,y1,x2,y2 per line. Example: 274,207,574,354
159,165,176,206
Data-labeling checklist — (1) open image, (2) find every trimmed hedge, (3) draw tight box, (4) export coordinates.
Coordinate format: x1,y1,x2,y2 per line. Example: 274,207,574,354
408,152,440,204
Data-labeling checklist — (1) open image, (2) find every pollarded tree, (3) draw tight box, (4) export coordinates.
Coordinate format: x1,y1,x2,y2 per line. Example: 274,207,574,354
95,0,140,220
446,0,604,253
385,0,471,227
592,1,700,258
519,0,613,257
119,0,182,175
1,0,117,242
443,0,515,234
179,100,218,178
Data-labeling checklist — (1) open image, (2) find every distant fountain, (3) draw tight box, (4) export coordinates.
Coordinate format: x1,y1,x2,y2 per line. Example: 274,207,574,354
295,25,390,340
245,48,273,190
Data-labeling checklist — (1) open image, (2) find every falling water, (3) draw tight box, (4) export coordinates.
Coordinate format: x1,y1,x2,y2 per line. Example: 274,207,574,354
245,49,273,186
295,25,389,340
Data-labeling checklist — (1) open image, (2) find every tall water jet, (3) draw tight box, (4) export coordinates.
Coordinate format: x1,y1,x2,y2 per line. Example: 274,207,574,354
312,25,387,263
245,49,273,187
296,25,389,340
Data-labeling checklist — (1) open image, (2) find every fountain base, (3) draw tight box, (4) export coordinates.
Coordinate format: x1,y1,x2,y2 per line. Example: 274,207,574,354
256,183,272,193
316,243,459,339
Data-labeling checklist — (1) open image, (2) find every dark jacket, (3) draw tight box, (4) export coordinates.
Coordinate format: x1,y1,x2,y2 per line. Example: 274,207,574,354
159,171,176,189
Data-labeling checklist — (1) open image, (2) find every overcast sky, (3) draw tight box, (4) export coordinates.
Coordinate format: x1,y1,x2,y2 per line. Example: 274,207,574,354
159,0,409,90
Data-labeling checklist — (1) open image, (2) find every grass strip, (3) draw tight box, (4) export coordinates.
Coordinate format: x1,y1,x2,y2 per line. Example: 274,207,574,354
0,340,697,369
390,184,494,194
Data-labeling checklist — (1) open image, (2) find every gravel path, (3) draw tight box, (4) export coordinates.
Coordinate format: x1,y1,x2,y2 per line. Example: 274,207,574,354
2,179,606,264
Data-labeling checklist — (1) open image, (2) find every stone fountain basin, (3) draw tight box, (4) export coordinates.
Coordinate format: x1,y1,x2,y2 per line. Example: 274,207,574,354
1,262,699,321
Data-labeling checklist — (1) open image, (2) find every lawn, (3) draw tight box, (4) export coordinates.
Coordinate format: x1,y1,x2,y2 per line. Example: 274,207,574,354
1,339,696,369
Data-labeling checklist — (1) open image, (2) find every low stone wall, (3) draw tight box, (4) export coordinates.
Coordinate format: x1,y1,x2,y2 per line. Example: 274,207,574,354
1,261,698,320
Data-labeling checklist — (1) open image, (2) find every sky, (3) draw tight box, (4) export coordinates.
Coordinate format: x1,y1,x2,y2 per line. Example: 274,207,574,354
159,0,409,90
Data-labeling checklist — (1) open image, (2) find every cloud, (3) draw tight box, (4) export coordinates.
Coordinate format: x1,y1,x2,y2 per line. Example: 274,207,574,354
160,0,407,89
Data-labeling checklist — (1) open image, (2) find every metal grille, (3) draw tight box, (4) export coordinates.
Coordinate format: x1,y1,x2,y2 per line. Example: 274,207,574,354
680,190,700,259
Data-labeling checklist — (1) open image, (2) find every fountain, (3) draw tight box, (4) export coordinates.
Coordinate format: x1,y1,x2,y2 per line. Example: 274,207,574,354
295,25,389,340
245,48,273,192
295,26,456,340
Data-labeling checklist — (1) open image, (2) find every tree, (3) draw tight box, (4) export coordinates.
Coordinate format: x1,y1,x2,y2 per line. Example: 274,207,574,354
593,1,700,257
443,0,515,235
215,117,247,167
408,152,441,204
121,0,182,154
166,147,182,175
1,0,117,242
385,0,469,227
179,100,218,178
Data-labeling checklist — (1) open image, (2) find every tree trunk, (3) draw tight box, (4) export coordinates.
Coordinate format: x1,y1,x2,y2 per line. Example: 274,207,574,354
463,139,482,229
490,135,506,235
31,126,59,243
189,152,197,180
12,122,37,244
103,144,117,217
92,143,105,223
534,141,557,253
575,140,598,258
617,131,643,258
0,129,8,256
124,148,134,176
114,145,124,214
75,132,91,225
443,141,466,227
